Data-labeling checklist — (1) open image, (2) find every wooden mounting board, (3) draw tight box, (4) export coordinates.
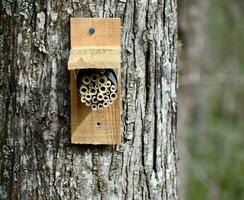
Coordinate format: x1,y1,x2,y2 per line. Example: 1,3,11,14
70,18,120,48
70,73,121,144
69,18,121,144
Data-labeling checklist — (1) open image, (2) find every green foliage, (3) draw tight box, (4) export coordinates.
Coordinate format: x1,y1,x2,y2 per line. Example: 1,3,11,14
187,102,244,200
207,0,244,73
186,0,244,199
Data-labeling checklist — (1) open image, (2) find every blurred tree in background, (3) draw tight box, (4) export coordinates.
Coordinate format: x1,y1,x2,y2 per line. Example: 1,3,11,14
179,0,244,199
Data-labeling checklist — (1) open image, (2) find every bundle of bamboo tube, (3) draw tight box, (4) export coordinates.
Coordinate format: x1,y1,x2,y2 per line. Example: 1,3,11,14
76,69,118,111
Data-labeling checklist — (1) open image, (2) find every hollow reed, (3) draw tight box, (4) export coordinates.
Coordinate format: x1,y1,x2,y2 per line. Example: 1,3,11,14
77,68,118,109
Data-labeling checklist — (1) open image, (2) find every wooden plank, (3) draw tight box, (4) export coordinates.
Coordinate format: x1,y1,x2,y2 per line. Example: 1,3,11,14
68,46,120,70
69,18,121,144
70,18,120,48
70,72,121,144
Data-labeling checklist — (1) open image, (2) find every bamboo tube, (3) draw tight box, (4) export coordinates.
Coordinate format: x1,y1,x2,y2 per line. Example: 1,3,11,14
98,75,107,85
110,85,117,93
99,85,107,93
86,94,92,101
82,76,91,85
100,69,105,74
79,85,88,95
91,104,98,111
92,96,98,104
106,80,111,88
91,73,99,82
106,90,110,96
80,96,86,103
98,103,103,109
85,101,91,107
97,93,104,101
89,87,97,95
110,92,117,100
103,101,109,108
103,95,109,102
89,83,94,88
95,83,100,89
108,99,113,104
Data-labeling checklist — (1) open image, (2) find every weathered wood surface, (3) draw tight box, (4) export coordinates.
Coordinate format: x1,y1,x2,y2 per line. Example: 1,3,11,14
0,0,178,199
70,72,121,145
69,18,121,145
70,18,120,47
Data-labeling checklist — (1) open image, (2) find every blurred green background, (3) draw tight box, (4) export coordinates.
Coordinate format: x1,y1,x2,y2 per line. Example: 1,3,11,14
178,0,244,200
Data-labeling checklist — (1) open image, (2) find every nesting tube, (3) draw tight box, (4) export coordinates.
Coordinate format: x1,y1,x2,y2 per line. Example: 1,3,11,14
106,90,110,96
95,83,100,89
88,83,93,88
82,76,91,85
81,96,86,103
103,95,109,102
106,80,111,88
103,101,109,108
110,85,117,93
86,94,92,101
91,73,99,82
85,101,92,107
76,68,118,110
97,93,104,101
89,87,97,95
98,103,103,109
110,92,117,100
91,104,98,111
79,85,88,95
92,96,98,104
108,99,113,104
98,75,107,85
100,69,105,74
99,85,107,94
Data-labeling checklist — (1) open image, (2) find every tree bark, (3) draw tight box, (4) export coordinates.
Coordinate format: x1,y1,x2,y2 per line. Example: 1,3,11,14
0,0,178,199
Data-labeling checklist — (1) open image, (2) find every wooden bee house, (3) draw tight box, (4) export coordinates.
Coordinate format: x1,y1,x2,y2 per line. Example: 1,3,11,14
68,18,121,144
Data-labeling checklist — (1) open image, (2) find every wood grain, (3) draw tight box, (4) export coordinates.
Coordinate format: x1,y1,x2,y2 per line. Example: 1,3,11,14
71,73,121,144
69,18,121,144
70,18,120,48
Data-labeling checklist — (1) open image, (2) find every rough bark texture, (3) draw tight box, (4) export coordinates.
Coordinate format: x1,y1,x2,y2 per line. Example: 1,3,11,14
0,0,178,199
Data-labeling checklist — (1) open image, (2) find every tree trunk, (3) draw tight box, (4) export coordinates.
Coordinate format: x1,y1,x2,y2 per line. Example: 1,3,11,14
0,0,178,199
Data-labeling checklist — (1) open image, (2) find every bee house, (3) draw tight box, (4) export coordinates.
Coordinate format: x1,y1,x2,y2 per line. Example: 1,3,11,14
68,18,121,144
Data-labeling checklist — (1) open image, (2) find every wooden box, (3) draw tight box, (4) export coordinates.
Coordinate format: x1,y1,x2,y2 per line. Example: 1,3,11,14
68,18,121,144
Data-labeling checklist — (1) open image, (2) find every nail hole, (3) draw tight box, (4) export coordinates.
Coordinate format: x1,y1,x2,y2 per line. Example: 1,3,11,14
96,122,101,127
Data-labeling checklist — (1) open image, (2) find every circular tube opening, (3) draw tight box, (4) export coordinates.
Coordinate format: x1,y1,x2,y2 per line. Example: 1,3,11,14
100,86,107,93
82,76,91,85
103,102,108,108
103,95,109,102
110,85,117,93
98,103,103,109
91,104,97,111
110,93,117,100
97,93,104,101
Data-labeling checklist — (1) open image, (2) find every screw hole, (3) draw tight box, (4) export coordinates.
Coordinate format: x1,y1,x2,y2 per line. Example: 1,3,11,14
96,122,101,127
